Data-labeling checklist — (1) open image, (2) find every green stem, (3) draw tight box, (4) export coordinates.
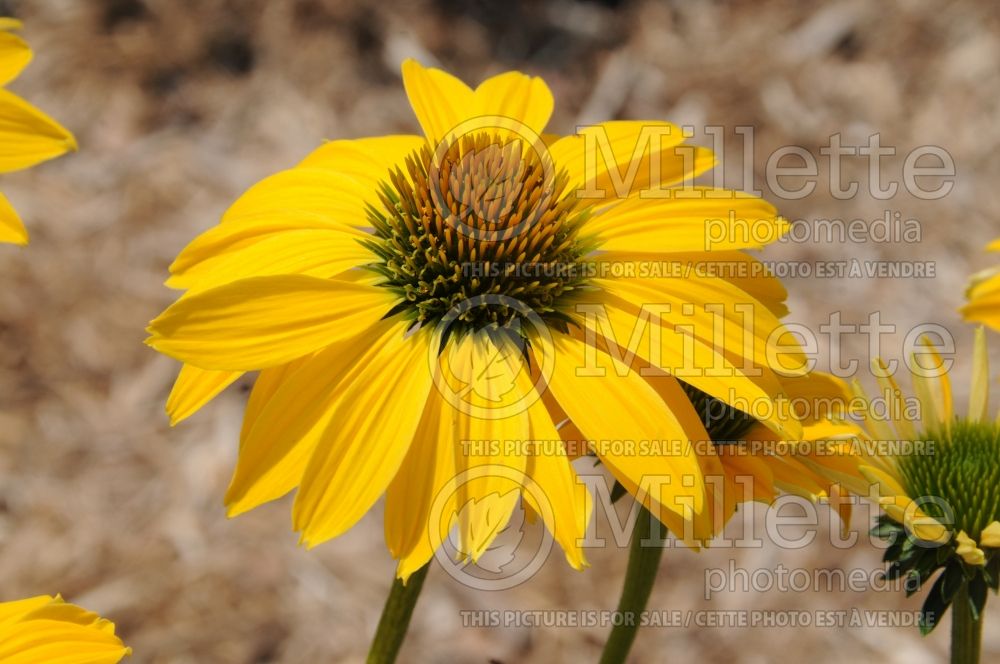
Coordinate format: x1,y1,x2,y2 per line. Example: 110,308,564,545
950,583,983,664
366,563,430,664
599,505,666,664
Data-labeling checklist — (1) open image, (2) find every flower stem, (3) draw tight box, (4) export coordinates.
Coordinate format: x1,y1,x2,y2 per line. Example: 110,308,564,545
950,582,983,664
599,505,666,664
366,563,430,664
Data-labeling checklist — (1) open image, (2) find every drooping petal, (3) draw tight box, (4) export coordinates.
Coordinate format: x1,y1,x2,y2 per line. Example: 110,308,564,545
522,398,591,570
542,331,706,519
593,271,805,378
165,364,243,425
0,189,27,245
385,388,458,582
0,89,76,173
0,596,130,664
146,274,394,370
442,331,530,562
401,59,474,145
575,291,795,438
293,327,436,546
0,26,30,86
596,250,790,318
225,321,402,516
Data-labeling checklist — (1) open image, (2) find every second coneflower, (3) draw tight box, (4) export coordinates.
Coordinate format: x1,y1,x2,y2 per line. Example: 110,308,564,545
820,330,999,664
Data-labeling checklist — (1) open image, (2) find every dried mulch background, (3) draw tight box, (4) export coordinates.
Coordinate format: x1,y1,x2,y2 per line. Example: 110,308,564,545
0,0,998,661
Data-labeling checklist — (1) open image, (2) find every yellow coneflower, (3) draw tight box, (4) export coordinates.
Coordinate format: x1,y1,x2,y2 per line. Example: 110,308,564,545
148,60,803,580
962,238,1000,331
0,19,76,245
818,329,999,661
0,595,130,663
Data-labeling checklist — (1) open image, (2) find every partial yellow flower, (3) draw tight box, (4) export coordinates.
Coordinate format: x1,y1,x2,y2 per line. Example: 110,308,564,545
962,238,1000,331
0,595,130,663
148,60,804,579
816,328,1000,635
834,328,1000,559
0,19,76,245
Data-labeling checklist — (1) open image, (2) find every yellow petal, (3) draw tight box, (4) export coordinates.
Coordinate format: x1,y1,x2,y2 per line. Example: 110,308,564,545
778,370,851,427
167,228,371,292
293,327,436,546
400,59,474,145
165,364,243,425
913,335,953,431
385,388,458,581
0,596,53,627
522,393,591,570
851,378,896,443
858,464,908,499
968,326,989,423
871,358,918,441
980,521,1000,548
434,331,532,562
297,135,425,194
588,189,787,253
0,189,27,245
577,291,798,440
169,215,365,281
597,250,790,318
547,120,714,200
474,70,554,135
0,27,30,86
0,622,130,663
0,89,75,173
146,275,393,370
221,168,370,227
542,332,706,518
227,330,400,519
956,530,986,566
0,596,130,664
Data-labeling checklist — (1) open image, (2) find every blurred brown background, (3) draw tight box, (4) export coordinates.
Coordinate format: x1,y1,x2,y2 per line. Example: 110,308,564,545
0,0,998,661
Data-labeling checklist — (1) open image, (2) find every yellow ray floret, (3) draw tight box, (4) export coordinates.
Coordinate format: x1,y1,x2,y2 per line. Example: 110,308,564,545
0,20,75,245
0,595,130,663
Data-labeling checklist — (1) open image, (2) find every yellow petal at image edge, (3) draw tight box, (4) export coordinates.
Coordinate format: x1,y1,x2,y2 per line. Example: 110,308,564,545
166,364,243,425
0,88,76,174
0,27,31,87
542,332,706,518
225,319,404,516
146,274,394,370
401,59,474,145
0,189,27,244
292,325,436,546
